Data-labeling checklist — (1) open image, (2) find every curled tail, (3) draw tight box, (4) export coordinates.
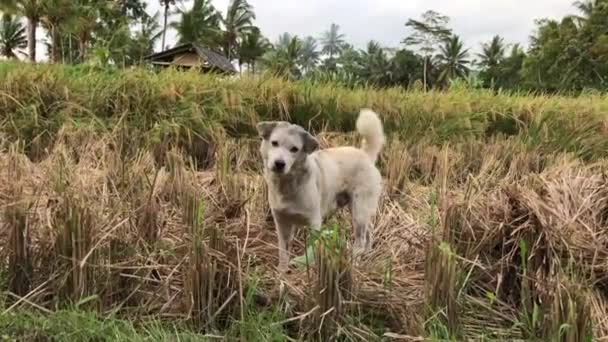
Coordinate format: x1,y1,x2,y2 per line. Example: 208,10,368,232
356,108,385,163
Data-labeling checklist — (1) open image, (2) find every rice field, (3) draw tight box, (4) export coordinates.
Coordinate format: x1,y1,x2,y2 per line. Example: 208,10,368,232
1,61,608,341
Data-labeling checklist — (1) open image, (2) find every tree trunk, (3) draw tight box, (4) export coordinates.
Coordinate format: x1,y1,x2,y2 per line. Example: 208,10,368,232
27,18,37,62
423,56,428,92
51,26,60,63
161,3,169,51
78,36,87,63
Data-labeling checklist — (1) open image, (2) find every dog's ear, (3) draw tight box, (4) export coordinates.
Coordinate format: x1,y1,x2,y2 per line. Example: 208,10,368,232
256,121,278,140
301,131,319,154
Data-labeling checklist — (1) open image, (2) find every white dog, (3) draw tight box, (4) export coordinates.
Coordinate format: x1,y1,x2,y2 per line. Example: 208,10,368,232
256,109,385,272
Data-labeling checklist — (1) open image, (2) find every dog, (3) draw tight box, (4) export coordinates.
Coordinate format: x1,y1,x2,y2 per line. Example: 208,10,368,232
256,109,385,272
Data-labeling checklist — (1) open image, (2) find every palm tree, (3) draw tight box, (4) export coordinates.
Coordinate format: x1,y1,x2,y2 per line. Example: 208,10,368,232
574,0,599,17
221,0,255,61
1,0,43,61
477,35,506,88
299,36,319,73
477,35,505,68
171,0,221,48
159,0,175,51
262,35,302,78
41,0,72,62
435,35,470,85
359,41,393,86
0,13,26,58
237,26,269,74
320,23,345,59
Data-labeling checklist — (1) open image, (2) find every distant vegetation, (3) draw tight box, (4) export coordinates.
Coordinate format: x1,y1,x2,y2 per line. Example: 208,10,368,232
0,0,606,93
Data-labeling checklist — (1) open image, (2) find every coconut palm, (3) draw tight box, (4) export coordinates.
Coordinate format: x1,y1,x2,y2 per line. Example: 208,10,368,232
171,0,221,48
159,0,175,51
320,23,345,59
0,13,26,58
435,35,470,85
237,26,270,74
477,35,505,68
477,35,506,88
359,41,393,86
299,36,319,73
262,35,302,78
0,0,43,61
221,0,255,60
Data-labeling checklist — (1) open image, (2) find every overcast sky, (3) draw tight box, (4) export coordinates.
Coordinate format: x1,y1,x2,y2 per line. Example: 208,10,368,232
148,0,576,54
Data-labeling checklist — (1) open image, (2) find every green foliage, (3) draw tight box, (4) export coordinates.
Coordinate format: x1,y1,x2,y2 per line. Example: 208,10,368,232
171,0,221,49
0,13,26,58
435,35,470,86
521,1,608,92
0,309,217,341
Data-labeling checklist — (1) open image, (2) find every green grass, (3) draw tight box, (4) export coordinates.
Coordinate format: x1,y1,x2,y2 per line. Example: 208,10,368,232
0,309,214,341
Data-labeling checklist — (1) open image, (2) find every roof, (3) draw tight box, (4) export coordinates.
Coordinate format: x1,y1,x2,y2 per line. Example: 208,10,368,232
144,43,237,74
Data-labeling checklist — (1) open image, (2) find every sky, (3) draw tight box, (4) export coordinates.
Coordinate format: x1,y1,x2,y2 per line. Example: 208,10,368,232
148,0,576,54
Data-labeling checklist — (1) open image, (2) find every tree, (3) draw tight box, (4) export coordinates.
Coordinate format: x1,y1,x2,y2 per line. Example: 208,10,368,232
434,35,470,86
171,0,221,48
498,44,525,89
320,23,345,59
41,0,72,62
221,0,255,60
299,36,319,73
336,43,360,75
0,13,26,58
477,35,506,88
358,41,393,86
131,11,162,63
391,49,424,87
0,0,44,61
159,0,175,51
572,0,601,24
68,0,101,62
521,3,608,93
262,34,302,79
403,10,452,90
237,26,269,73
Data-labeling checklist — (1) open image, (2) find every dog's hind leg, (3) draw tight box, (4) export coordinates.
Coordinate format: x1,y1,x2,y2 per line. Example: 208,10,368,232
351,188,380,257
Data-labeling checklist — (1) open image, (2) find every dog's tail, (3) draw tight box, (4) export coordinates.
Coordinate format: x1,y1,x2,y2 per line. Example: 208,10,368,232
356,108,385,162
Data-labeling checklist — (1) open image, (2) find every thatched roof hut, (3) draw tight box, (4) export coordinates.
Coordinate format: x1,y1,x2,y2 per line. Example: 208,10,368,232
144,43,236,74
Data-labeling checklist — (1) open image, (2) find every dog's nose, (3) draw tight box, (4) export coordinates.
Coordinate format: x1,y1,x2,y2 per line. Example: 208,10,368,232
273,160,286,172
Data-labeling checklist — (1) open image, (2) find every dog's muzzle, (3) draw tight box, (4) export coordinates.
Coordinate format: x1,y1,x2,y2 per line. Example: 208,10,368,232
272,160,286,173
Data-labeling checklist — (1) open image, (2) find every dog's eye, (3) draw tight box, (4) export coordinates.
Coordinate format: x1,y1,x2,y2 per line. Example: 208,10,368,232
271,141,278,147
290,147,299,153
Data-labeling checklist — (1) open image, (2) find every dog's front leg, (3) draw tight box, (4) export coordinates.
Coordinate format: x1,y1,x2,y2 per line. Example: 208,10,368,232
273,213,294,273
309,207,323,232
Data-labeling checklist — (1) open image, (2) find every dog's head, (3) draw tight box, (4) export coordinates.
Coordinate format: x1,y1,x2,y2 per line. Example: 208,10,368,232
256,121,319,175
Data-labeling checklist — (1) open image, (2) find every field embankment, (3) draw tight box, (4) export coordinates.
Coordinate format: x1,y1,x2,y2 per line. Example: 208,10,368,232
0,61,607,340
